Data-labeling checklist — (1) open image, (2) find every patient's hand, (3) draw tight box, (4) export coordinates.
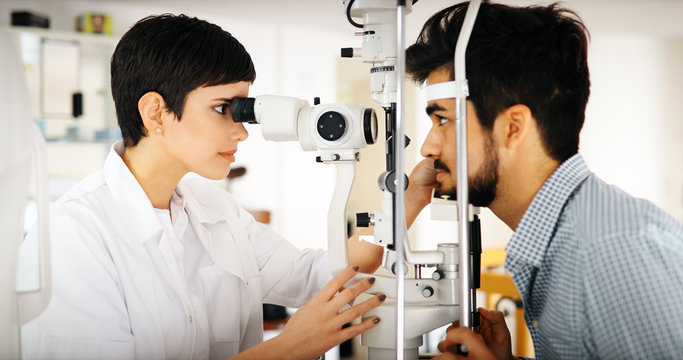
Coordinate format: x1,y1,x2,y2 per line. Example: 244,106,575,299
406,158,438,226
436,307,515,360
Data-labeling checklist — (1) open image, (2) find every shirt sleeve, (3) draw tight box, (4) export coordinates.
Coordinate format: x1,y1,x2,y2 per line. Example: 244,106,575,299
234,203,333,308
582,215,683,359
19,207,135,360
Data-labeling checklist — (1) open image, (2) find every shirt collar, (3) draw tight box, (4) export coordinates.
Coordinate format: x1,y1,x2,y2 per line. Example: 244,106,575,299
103,141,163,243
175,175,224,225
505,153,591,268
103,142,231,243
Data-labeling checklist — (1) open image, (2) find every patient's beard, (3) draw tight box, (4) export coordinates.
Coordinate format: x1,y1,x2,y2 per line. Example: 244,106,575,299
435,139,498,207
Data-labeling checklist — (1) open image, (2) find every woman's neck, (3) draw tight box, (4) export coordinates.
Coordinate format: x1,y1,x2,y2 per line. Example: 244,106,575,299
121,141,185,210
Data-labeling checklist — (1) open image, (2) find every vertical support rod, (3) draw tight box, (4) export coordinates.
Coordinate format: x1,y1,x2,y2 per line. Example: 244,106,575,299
455,97,471,330
454,0,482,331
395,1,407,358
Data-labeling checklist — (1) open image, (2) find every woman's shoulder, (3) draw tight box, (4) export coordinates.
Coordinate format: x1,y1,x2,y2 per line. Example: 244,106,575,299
25,171,118,266
52,172,109,216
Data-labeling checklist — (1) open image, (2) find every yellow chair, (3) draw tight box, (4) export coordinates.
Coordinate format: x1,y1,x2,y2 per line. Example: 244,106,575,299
480,248,533,358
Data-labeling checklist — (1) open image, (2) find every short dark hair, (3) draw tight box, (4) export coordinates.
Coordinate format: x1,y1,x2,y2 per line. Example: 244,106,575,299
111,14,256,147
406,2,590,162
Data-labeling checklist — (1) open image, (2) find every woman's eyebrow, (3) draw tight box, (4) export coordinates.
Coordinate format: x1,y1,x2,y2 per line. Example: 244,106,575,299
212,98,234,102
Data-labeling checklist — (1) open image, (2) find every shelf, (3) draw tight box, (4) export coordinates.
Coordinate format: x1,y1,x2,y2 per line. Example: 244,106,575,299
2,26,118,47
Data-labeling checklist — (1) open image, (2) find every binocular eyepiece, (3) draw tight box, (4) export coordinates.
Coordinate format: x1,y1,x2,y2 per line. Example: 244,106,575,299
231,97,258,124
229,95,377,151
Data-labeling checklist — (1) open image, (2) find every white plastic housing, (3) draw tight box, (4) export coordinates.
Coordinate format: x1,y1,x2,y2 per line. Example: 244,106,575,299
253,95,308,141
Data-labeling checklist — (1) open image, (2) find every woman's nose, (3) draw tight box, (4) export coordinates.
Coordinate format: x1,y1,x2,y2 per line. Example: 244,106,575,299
233,122,249,142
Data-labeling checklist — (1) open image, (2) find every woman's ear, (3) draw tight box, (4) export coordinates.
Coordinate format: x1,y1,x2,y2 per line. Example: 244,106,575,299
138,92,168,135
495,104,533,150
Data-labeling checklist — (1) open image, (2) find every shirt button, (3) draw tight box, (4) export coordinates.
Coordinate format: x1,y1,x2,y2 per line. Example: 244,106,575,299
532,319,540,328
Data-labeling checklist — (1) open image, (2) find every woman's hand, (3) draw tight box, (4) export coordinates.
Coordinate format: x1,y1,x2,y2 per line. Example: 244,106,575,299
240,266,385,360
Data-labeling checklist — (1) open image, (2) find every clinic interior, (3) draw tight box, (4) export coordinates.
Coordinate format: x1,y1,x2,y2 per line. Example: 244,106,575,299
2,0,682,358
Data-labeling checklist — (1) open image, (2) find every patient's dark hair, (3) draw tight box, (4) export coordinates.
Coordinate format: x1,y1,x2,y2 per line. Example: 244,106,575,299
111,14,256,147
406,2,590,162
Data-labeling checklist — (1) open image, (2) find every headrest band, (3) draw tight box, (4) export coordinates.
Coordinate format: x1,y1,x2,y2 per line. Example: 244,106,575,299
425,81,457,101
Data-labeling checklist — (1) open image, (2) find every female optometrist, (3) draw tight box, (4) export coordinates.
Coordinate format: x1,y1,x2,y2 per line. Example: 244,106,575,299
18,14,391,360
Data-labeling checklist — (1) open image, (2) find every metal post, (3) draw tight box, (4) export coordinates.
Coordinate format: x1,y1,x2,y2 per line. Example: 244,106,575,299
395,0,407,358
454,0,482,331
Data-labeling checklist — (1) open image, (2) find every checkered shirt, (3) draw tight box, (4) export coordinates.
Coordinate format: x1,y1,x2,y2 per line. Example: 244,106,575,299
504,154,683,359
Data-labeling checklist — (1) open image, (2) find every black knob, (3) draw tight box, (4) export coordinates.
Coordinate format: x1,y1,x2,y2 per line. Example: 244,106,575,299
341,47,354,58
317,111,347,141
356,213,371,227
422,286,434,298
391,262,409,275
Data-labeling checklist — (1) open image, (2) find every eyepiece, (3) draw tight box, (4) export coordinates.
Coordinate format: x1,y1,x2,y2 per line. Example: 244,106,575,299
231,97,258,124
363,108,377,145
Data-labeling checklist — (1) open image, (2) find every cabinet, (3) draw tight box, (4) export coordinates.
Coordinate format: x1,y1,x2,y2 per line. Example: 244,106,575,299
4,26,119,145
4,27,120,231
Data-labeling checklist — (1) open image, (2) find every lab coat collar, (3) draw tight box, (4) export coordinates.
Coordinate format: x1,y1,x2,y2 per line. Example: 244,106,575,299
103,141,164,243
175,175,224,225
103,142,250,282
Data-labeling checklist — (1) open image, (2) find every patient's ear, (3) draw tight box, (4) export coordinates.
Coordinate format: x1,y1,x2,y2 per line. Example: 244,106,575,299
495,104,533,150
138,92,168,135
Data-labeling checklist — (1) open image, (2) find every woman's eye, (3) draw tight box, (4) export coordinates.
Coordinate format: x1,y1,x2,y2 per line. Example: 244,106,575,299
214,104,229,115
438,117,448,126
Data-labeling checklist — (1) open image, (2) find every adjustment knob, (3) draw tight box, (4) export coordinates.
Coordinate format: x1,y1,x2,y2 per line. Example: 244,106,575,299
422,286,434,298
356,213,372,227
432,270,445,281
391,262,409,275
341,47,354,58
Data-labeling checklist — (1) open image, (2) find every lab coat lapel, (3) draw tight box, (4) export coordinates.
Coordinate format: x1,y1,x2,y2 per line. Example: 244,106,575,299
100,143,173,355
191,218,246,282
178,179,259,284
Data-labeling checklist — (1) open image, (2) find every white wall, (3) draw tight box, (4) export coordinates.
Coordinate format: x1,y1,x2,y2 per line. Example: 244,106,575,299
583,35,683,221
3,0,681,253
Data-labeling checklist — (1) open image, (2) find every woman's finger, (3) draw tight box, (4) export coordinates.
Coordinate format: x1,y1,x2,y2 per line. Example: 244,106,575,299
311,266,359,303
329,276,375,309
337,315,382,343
337,293,386,326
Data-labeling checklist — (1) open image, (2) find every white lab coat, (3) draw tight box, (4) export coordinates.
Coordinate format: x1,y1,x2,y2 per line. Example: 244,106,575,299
20,142,332,360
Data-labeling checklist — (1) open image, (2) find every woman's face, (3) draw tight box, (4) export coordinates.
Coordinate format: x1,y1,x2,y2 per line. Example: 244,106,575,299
161,82,250,180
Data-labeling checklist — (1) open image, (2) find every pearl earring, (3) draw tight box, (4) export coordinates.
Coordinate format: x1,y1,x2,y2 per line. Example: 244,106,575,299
155,127,161,134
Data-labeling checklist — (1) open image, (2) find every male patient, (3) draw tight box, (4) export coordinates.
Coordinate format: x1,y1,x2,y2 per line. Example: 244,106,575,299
402,2,683,359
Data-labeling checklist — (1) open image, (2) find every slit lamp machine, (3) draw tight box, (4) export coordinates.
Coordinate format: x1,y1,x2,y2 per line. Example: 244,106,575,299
230,0,485,358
